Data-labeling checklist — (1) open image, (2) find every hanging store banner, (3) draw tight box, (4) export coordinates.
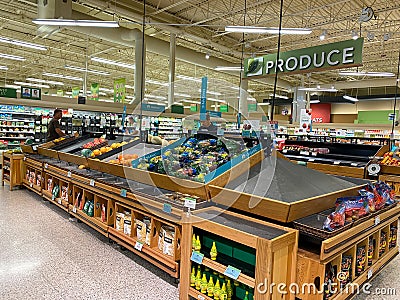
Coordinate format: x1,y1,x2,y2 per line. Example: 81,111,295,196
91,83,99,101
310,103,331,123
0,87,17,98
244,38,364,77
114,78,126,103
190,104,198,112
200,76,208,121
72,87,80,99
300,109,312,132
57,90,64,96
220,104,228,113
21,87,41,100
248,103,257,112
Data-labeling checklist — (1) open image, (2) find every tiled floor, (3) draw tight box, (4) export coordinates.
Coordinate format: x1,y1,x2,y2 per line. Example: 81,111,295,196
0,186,179,300
1,186,399,300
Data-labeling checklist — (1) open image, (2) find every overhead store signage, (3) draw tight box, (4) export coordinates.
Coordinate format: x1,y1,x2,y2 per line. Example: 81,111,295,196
190,104,198,112
171,104,184,114
220,104,228,112
310,103,331,123
0,87,17,98
244,38,364,77
91,83,99,101
248,103,257,112
72,87,80,99
200,76,207,121
21,87,41,100
114,78,126,103
206,110,221,118
141,103,165,112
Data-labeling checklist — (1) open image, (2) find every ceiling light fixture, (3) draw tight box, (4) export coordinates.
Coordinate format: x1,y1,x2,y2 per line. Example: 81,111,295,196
0,36,47,51
343,95,359,102
14,81,50,88
225,26,312,34
339,71,395,77
65,65,110,75
27,78,64,86
205,52,210,60
198,89,222,96
175,93,191,97
214,66,243,71
33,19,119,28
99,87,114,93
269,93,289,99
298,87,338,92
125,84,134,89
0,53,25,61
146,79,168,86
0,65,8,70
177,75,201,82
310,100,321,104
208,98,226,103
43,72,83,81
257,102,270,106
91,57,135,69
145,94,167,100
351,30,358,40
319,30,327,41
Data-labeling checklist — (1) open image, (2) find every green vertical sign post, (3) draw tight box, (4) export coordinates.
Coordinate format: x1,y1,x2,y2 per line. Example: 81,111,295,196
114,78,126,103
200,77,208,121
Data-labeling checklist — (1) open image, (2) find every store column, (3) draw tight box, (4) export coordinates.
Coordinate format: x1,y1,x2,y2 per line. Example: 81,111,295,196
292,87,307,122
239,80,249,118
135,31,145,105
168,33,176,107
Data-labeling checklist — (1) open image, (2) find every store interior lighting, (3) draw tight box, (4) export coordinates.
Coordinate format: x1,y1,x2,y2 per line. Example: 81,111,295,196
205,52,210,60
225,26,312,34
309,100,321,104
99,87,114,93
343,95,359,102
339,71,395,77
0,65,8,70
43,72,83,81
14,81,50,88
32,19,119,28
319,30,327,40
176,75,201,82
0,36,47,51
298,87,337,92
351,30,359,40
65,65,110,76
27,78,64,86
270,93,289,99
146,79,168,86
91,57,135,69
214,66,243,71
0,53,25,61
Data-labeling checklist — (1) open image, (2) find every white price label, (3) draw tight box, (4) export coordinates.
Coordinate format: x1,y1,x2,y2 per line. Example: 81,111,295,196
30,183,33,188
367,268,373,279
72,206,77,213
32,146,37,151
375,216,380,225
198,296,205,300
282,149,288,153
134,241,144,251
351,163,358,167
311,152,318,156
58,199,62,205
308,158,315,162
52,195,55,201
333,161,341,165
90,179,95,187
300,151,309,156
184,198,196,209
23,157,26,161
67,171,72,178
44,163,48,169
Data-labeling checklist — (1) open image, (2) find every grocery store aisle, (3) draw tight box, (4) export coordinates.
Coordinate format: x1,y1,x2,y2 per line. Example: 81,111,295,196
0,187,179,300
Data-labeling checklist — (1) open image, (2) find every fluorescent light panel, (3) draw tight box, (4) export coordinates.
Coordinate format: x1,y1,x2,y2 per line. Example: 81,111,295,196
208,98,226,103
175,93,191,97
214,66,243,71
146,79,168,86
225,26,312,34
14,81,50,88
270,93,289,99
43,72,83,81
177,75,201,82
343,95,359,102
26,78,64,86
0,65,8,70
310,100,321,104
145,94,167,100
99,87,113,93
91,57,135,69
258,102,270,106
298,87,338,92
0,36,47,51
198,89,222,96
65,65,110,76
0,53,25,61
33,19,119,28
339,71,395,77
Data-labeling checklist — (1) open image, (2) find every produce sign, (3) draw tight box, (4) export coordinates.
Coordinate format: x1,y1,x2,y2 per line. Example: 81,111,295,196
244,38,363,77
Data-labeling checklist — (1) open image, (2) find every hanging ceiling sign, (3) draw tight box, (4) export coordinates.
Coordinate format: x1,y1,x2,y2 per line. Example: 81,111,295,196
244,38,364,78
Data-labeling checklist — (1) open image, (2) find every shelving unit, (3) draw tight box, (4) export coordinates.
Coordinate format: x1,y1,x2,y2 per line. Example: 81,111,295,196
0,109,36,147
1,152,23,190
180,208,298,300
150,117,182,140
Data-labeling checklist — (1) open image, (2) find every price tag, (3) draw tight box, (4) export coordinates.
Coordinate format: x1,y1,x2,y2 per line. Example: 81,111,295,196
351,163,358,167
67,171,72,178
120,189,127,197
30,183,33,188
311,152,318,156
333,161,341,165
52,195,55,201
163,203,172,214
57,199,62,205
300,151,309,156
198,295,205,300
44,163,48,169
72,206,77,213
282,149,288,153
367,268,373,279
32,146,37,151
90,179,95,187
308,158,315,162
134,241,144,251
184,198,196,210
191,251,204,264
23,157,26,161
224,265,241,280
375,216,380,225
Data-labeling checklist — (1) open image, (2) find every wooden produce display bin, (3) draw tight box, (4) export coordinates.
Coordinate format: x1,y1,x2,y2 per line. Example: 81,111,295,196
180,207,298,300
108,201,181,278
1,152,24,190
22,156,43,195
296,209,399,300
279,141,387,179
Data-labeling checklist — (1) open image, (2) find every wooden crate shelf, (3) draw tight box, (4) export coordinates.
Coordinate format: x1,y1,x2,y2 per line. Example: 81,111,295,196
188,287,214,300
68,204,109,235
180,207,298,300
1,153,24,190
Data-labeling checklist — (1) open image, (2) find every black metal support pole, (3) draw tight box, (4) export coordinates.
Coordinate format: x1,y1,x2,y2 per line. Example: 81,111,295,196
390,49,400,148
139,0,146,132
